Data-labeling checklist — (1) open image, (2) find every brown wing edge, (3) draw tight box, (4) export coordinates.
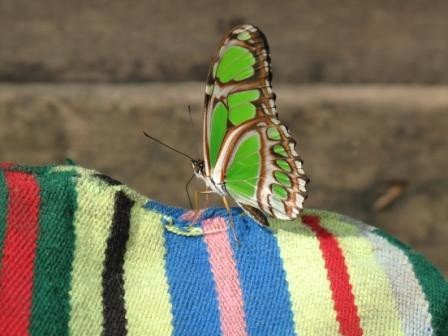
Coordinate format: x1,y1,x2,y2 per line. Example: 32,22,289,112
239,202,270,227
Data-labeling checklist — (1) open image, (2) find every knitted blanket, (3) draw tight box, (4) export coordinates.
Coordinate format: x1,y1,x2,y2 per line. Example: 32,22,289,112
0,164,446,336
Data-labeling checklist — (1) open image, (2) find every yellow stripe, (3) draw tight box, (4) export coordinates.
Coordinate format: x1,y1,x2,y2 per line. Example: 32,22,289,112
51,165,91,175
123,197,173,335
271,217,340,335
69,176,116,334
318,212,405,336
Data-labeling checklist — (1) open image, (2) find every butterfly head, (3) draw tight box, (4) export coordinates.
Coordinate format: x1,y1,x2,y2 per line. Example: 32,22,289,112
191,159,206,178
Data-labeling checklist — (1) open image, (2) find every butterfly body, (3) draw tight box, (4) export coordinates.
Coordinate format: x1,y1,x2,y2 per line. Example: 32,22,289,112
195,24,309,226
192,159,226,196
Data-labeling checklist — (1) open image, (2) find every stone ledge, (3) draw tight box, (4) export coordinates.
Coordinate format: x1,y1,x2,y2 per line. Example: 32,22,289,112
0,83,447,275
1,1,447,83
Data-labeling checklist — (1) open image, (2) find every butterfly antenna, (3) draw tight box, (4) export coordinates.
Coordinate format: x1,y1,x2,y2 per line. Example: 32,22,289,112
187,105,201,159
143,131,194,161
185,173,195,209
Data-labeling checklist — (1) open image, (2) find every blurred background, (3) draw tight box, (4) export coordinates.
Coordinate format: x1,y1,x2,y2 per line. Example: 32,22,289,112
0,1,447,275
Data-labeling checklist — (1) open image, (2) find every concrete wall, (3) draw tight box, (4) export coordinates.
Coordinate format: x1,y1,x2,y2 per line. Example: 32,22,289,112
1,83,447,274
1,1,448,83
0,1,447,275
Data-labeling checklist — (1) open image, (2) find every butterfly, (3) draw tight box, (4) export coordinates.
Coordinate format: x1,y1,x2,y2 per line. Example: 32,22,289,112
190,24,309,227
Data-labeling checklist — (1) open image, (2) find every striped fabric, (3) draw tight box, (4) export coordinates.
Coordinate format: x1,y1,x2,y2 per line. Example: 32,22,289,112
0,164,447,336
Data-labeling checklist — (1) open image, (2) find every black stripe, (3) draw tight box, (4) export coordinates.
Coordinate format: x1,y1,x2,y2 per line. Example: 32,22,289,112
94,173,123,186
102,191,134,336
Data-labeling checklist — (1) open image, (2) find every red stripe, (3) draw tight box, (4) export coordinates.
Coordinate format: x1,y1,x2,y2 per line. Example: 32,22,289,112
302,215,363,336
0,163,14,169
0,171,40,336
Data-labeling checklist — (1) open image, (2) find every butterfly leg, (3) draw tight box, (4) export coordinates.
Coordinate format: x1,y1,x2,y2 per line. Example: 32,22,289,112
188,190,214,225
185,191,201,225
196,190,214,209
194,191,200,212
203,187,211,208
185,173,195,209
221,196,239,246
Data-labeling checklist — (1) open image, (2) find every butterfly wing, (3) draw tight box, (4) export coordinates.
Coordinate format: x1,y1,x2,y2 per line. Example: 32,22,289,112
203,24,274,175
215,118,308,221
203,24,308,223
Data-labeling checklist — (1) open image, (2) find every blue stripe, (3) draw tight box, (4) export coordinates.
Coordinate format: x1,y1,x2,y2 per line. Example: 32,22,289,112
147,201,221,336
146,201,297,335
231,212,296,336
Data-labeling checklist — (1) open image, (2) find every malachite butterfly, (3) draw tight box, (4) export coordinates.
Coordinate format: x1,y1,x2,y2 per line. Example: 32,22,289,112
192,24,309,226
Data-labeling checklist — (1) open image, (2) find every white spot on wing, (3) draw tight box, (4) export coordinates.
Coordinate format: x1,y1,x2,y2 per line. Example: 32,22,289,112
291,208,300,217
205,84,213,95
289,144,298,156
296,194,305,206
272,207,289,220
280,125,289,136
262,104,272,115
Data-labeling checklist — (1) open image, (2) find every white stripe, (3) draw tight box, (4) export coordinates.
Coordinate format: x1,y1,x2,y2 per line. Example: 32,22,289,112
339,215,434,336
363,231,433,336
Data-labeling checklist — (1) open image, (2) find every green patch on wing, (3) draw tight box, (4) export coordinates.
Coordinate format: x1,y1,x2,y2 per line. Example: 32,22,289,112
210,102,228,168
227,90,260,125
216,46,256,83
273,144,288,157
267,127,281,140
276,159,291,172
237,31,251,41
272,184,288,199
226,133,261,199
274,171,292,187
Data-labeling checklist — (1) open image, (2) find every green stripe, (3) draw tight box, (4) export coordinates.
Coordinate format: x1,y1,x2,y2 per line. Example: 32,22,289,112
373,229,448,334
30,169,78,335
123,198,174,334
69,174,117,335
0,169,8,263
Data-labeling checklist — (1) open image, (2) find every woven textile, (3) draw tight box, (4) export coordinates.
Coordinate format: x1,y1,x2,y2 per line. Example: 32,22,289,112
0,164,446,336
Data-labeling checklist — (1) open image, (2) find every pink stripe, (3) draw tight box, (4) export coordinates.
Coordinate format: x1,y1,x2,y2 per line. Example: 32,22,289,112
181,209,204,222
202,218,247,336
